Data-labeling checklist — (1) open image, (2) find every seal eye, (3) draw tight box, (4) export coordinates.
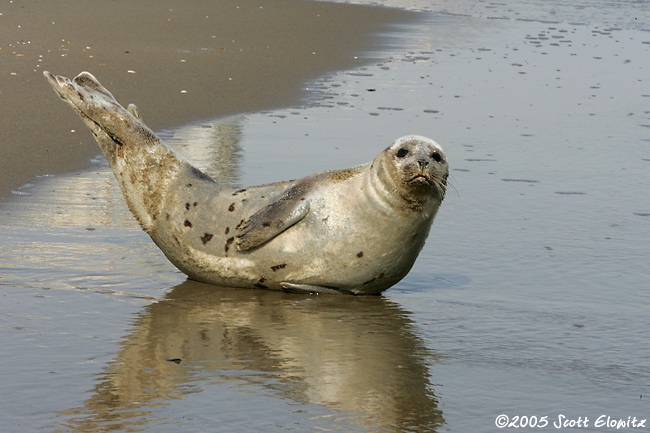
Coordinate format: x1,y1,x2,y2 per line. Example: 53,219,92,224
396,148,410,158
431,152,443,163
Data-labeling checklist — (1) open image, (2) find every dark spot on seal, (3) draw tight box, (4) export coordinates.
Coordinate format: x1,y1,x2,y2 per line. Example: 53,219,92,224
184,220,193,228
224,236,234,253
172,235,181,245
224,227,230,235
193,202,198,207
357,251,364,258
166,213,170,220
232,188,247,196
228,203,235,212
262,221,271,227
185,202,190,210
186,183,193,187
271,264,287,272
200,233,213,245
363,273,385,285
254,277,268,289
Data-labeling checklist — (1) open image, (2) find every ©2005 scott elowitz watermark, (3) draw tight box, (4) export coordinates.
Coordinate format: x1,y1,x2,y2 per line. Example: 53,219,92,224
495,414,647,429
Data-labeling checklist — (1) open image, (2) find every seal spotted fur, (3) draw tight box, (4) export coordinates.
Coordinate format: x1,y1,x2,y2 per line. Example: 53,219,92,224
44,71,448,295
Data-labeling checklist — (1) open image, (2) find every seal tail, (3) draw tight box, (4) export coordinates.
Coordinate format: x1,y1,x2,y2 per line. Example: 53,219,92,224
43,71,214,232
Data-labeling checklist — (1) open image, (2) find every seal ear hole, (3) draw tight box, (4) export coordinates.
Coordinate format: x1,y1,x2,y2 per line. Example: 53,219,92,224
396,148,410,158
431,152,443,163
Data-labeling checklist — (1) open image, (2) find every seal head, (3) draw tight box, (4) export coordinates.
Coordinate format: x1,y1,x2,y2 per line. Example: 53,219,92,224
372,135,448,208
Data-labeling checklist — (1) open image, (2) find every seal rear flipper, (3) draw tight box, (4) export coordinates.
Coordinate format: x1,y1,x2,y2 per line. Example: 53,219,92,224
44,71,216,232
45,72,152,145
127,104,142,120
280,283,353,295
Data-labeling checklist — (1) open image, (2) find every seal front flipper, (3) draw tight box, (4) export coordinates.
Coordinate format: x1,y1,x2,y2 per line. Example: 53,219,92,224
281,283,353,295
236,188,311,251
236,178,316,250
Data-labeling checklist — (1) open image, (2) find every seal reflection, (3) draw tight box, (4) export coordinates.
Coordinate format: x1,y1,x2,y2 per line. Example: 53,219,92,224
57,281,444,432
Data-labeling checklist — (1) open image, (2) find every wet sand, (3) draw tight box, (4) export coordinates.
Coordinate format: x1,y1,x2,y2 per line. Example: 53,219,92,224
0,0,415,200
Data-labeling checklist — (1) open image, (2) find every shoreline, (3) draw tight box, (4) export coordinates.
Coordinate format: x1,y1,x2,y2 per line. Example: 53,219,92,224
0,0,417,200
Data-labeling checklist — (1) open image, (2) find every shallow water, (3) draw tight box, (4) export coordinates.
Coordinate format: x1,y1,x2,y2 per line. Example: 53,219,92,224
2,1,650,432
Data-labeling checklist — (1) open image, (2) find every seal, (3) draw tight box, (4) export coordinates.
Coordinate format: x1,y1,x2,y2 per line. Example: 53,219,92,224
44,71,448,295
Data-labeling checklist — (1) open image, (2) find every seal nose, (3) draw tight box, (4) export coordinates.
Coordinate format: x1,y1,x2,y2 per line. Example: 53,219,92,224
418,159,429,170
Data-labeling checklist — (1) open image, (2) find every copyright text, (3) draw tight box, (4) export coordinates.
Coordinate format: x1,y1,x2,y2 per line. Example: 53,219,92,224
495,414,647,429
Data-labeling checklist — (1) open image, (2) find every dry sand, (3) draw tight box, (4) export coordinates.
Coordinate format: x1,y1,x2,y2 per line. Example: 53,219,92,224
0,0,416,200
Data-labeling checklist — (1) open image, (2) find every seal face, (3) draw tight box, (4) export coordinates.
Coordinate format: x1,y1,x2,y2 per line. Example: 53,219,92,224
44,71,448,295
376,135,448,206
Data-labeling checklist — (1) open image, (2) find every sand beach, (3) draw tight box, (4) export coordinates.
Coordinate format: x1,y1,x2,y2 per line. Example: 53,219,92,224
0,0,414,199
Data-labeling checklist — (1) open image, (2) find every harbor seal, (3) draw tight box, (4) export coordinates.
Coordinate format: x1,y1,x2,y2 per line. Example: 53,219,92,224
44,71,448,295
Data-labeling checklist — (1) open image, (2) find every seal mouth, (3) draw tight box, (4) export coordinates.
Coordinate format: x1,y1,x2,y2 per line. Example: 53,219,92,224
407,174,433,185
